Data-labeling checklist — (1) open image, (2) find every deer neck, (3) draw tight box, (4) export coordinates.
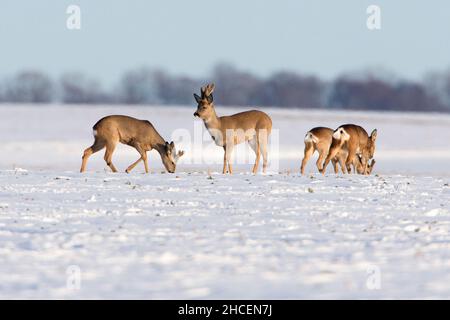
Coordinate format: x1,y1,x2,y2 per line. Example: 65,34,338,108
203,108,225,146
152,133,166,155
204,108,221,131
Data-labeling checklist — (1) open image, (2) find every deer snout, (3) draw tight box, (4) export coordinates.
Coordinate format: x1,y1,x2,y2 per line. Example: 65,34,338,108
167,161,176,173
194,112,199,117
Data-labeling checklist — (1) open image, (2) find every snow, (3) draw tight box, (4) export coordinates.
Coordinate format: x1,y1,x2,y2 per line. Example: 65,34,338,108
0,104,450,299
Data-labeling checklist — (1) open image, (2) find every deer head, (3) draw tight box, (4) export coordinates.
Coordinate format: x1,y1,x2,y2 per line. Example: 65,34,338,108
356,156,376,175
356,130,377,174
193,83,216,121
160,141,184,173
366,159,376,175
361,129,377,161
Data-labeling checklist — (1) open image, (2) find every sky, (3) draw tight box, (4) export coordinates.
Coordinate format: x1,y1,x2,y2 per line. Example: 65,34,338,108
1,0,449,86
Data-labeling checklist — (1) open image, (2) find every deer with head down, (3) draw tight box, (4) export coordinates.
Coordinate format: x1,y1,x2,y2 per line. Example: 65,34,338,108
80,115,184,173
321,124,377,175
193,83,272,174
301,126,375,175
364,158,376,175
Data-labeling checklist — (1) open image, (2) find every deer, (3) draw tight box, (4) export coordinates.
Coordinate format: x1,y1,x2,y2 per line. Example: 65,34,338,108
300,127,374,175
193,83,272,174
364,158,376,175
80,115,184,173
321,124,377,175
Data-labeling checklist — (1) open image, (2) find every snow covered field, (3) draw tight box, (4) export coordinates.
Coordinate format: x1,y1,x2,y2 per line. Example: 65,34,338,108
0,105,450,299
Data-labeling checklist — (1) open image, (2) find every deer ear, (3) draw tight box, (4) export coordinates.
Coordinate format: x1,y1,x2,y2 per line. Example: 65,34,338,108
371,129,377,141
206,94,213,103
170,141,175,148
194,93,202,103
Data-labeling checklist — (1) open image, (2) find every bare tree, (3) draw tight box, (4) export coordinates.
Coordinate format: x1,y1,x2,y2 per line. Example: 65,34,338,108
329,75,443,111
60,73,113,104
119,67,161,104
424,70,450,112
255,71,323,108
395,82,442,111
0,65,448,112
211,63,262,106
4,71,53,103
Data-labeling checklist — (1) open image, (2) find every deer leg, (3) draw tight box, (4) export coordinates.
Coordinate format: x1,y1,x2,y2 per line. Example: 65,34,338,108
316,147,328,173
259,131,269,173
225,145,234,174
80,138,105,172
250,137,260,174
353,159,359,174
126,157,142,173
104,142,118,173
316,153,327,173
345,146,357,174
126,146,148,173
321,145,340,175
354,155,364,175
359,155,369,174
301,142,314,175
142,152,149,173
347,164,352,173
338,155,348,174
222,147,227,174
351,156,360,174
332,159,339,174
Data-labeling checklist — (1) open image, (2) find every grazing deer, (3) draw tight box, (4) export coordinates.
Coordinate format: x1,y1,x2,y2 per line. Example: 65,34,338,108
342,151,376,175
363,158,376,175
193,83,272,174
80,115,184,173
321,124,377,175
300,127,371,175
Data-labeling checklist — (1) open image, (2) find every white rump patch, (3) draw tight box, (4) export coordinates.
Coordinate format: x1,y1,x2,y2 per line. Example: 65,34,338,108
333,127,350,141
304,132,319,143
332,128,342,139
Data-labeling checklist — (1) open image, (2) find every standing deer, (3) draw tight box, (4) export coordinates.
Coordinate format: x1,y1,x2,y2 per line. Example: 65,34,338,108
321,124,377,175
80,115,184,173
193,83,272,174
300,127,373,175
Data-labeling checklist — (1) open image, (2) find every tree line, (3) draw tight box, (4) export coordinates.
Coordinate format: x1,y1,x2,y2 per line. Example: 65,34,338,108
1,63,450,112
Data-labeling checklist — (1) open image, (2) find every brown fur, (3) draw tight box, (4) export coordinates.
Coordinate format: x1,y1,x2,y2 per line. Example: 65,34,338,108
364,158,376,175
321,124,377,175
194,83,272,174
80,115,184,173
301,127,371,175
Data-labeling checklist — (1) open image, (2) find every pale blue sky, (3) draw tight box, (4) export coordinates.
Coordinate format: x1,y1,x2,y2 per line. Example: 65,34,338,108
0,0,449,85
